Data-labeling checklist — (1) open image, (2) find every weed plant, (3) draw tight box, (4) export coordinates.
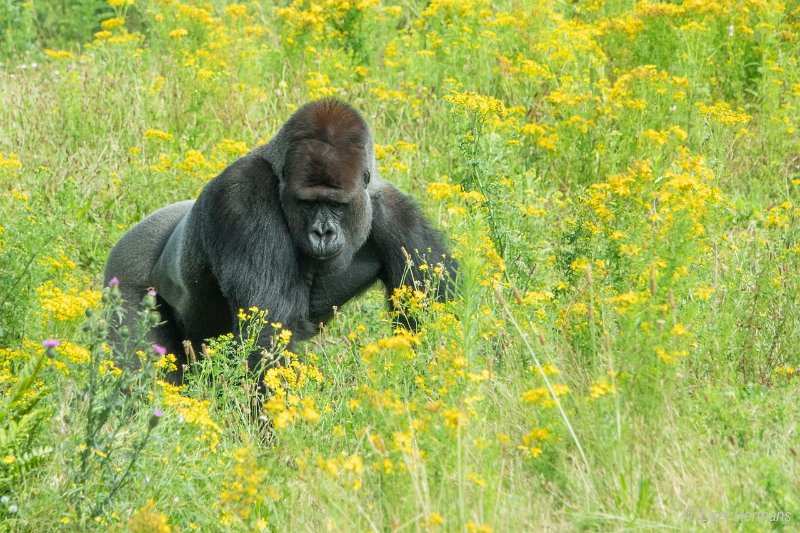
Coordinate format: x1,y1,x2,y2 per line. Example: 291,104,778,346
1,0,800,530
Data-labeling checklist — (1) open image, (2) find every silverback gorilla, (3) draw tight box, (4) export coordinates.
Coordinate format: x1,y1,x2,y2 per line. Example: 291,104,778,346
104,99,456,380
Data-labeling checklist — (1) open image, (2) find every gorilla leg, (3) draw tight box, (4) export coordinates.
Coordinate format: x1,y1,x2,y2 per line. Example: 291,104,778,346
104,200,194,378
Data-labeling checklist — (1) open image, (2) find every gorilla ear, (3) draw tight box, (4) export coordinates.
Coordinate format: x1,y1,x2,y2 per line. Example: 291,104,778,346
363,170,371,188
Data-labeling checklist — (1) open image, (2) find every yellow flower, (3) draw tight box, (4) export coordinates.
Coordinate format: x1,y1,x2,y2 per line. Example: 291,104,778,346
444,91,506,120
100,17,126,30
169,28,189,39
214,138,249,155
696,101,752,126
36,282,101,322
196,68,214,80
466,521,493,533
127,500,170,533
521,385,569,407
144,129,173,141
159,381,221,452
0,152,23,169
441,407,468,429
589,380,616,399
670,323,689,336
44,49,75,60
422,512,445,528
224,3,248,18
427,180,460,200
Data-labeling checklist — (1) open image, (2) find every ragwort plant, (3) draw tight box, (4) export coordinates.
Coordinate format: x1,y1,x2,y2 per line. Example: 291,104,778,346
2,0,800,530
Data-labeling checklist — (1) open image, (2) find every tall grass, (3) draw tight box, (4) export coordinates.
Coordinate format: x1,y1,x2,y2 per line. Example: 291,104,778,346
1,0,799,530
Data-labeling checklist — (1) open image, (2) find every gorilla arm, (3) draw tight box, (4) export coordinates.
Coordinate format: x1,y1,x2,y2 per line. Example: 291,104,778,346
354,177,456,327
152,155,316,370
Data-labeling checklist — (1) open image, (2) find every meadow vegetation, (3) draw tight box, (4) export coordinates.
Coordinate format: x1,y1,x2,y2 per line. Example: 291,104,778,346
1,0,800,530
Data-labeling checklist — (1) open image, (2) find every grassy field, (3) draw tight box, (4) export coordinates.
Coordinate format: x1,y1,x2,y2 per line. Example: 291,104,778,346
1,0,800,530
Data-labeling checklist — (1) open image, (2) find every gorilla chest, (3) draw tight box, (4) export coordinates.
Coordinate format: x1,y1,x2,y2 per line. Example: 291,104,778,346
306,242,382,322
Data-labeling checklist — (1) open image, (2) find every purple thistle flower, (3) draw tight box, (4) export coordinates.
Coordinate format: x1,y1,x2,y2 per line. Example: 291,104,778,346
147,289,157,297
149,407,164,429
152,343,167,356
42,339,61,348
107,277,120,287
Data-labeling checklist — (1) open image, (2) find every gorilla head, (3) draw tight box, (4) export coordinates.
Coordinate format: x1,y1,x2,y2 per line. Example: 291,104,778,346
278,101,374,274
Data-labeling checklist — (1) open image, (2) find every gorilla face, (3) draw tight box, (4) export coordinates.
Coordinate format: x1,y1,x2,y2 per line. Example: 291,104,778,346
299,198,346,259
280,135,373,274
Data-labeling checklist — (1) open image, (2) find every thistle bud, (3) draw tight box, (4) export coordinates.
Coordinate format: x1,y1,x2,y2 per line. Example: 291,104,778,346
149,408,164,429
42,338,61,359
142,289,157,309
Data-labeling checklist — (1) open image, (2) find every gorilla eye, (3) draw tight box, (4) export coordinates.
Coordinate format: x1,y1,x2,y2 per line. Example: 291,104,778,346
363,170,371,187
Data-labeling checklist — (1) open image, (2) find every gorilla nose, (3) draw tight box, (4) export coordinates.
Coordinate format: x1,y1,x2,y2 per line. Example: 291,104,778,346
308,223,341,256
309,226,334,247
312,226,334,241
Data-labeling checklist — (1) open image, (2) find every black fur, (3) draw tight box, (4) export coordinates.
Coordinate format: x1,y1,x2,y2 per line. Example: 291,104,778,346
104,100,456,381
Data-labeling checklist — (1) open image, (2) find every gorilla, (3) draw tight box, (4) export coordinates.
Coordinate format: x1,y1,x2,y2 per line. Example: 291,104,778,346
105,99,456,380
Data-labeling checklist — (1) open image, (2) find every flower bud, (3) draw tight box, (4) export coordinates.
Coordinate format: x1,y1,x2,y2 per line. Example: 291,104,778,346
142,292,157,309
42,339,61,359
149,408,164,429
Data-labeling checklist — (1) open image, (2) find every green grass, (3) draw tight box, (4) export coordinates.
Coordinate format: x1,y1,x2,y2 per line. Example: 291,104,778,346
1,0,800,531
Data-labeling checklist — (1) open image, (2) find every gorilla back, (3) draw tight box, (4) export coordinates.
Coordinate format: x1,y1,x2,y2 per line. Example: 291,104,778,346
105,99,456,381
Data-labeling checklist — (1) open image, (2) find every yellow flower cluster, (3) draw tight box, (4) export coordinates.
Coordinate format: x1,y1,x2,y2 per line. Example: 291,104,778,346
655,347,689,364
0,346,33,387
101,17,126,30
520,384,570,407
445,91,506,120
46,340,91,375
218,446,277,526
127,500,171,533
360,329,420,366
260,348,324,429
263,393,321,429
0,152,23,169
35,281,100,323
764,201,796,230
44,49,75,60
316,453,365,491
589,378,616,399
144,129,173,141
159,381,222,453
276,0,387,47
696,101,752,126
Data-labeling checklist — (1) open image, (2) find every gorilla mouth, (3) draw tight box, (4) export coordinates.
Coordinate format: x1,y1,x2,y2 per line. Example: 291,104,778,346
310,247,343,261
